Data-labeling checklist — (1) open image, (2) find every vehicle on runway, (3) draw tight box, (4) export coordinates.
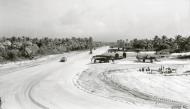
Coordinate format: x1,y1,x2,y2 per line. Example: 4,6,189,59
136,54,157,63
60,57,67,62
91,55,114,63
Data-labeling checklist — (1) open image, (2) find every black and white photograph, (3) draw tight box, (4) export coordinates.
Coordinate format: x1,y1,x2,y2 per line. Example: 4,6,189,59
0,0,190,109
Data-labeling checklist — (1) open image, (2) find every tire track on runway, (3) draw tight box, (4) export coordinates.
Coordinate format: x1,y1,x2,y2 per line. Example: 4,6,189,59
101,70,190,109
28,79,49,109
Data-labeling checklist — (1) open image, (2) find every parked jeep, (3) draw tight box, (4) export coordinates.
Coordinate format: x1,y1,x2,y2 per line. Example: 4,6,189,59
91,55,114,63
60,57,67,62
136,54,157,63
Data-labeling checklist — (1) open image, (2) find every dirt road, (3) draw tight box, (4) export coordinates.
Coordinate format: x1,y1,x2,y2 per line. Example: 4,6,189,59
0,47,142,109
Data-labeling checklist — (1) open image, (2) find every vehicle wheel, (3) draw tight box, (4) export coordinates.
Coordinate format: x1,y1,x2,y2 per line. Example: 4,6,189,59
123,53,126,58
143,59,145,62
115,53,119,59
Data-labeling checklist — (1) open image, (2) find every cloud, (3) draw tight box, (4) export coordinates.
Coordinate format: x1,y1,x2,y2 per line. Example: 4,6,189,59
0,0,190,41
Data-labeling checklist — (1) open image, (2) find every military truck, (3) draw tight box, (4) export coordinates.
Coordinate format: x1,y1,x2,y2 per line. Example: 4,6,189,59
136,54,157,63
60,57,67,62
91,55,114,63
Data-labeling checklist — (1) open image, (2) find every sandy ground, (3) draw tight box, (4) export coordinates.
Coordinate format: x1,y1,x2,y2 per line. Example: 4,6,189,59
31,47,144,109
1,47,190,109
0,47,142,109
77,58,190,109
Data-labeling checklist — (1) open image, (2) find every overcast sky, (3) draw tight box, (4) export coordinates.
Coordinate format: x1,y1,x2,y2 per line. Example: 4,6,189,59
0,0,190,41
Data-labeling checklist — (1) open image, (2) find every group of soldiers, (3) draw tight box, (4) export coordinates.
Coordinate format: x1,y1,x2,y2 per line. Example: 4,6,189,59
139,66,176,74
158,66,176,74
139,67,152,73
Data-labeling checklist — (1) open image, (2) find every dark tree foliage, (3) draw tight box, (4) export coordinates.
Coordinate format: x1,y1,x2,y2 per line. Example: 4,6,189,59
0,36,103,62
117,35,190,53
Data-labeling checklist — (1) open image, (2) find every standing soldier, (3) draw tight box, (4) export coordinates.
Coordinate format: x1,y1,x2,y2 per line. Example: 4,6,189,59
111,57,115,63
142,67,144,72
89,37,93,54
0,97,2,108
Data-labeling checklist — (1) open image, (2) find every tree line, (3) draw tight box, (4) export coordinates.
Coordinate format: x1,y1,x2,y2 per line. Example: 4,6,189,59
0,36,102,62
116,35,190,53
